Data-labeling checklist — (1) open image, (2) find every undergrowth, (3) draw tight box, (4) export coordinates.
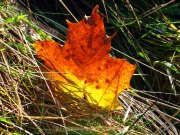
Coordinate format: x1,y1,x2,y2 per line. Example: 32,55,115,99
0,0,179,135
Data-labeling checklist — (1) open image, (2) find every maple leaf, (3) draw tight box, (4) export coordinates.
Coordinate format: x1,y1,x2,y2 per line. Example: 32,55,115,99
33,5,136,110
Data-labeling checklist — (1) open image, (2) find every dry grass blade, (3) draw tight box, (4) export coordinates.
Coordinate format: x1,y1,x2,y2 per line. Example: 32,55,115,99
119,90,179,135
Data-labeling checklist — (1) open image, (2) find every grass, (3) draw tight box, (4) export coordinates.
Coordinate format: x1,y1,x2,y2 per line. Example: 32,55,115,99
0,0,180,135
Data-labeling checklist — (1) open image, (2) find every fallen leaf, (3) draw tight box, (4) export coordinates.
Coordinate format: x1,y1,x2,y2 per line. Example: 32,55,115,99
33,5,136,110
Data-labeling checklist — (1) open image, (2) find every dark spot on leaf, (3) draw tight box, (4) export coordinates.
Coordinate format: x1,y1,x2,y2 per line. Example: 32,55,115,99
104,63,108,69
105,79,110,84
66,49,70,53
71,54,75,57
97,67,101,71
80,45,84,49
65,55,71,60
96,85,100,89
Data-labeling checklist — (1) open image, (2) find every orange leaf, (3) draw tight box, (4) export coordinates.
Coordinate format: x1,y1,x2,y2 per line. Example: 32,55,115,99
33,5,136,110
